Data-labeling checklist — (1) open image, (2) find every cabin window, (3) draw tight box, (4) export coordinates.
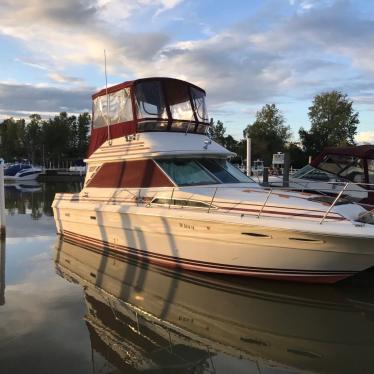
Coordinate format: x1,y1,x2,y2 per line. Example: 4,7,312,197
156,158,254,186
135,81,168,119
93,88,132,128
151,198,212,209
156,159,218,186
199,159,238,183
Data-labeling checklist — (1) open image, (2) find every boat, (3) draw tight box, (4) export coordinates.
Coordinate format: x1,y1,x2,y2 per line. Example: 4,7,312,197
52,77,374,284
269,163,369,202
310,145,374,204
270,145,374,203
4,163,42,181
54,238,374,373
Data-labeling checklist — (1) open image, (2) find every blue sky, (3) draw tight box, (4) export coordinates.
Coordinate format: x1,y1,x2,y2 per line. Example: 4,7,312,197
0,0,373,142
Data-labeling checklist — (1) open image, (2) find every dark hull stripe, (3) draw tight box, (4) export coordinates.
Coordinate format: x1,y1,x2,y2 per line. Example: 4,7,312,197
61,230,356,283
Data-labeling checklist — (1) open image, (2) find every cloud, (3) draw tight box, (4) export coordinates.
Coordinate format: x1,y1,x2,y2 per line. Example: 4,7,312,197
356,131,374,144
0,0,374,131
0,83,91,114
48,72,84,84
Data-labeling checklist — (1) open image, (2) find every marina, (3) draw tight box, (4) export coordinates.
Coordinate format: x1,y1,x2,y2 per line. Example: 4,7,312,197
1,1,374,371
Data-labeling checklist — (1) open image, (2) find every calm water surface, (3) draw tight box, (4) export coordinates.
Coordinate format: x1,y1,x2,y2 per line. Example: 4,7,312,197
1,181,374,373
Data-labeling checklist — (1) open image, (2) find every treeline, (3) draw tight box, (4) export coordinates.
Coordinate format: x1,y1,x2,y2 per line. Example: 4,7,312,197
0,90,360,169
0,112,90,166
210,90,359,168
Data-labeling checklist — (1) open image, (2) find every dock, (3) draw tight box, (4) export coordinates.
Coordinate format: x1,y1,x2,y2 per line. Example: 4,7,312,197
37,169,85,182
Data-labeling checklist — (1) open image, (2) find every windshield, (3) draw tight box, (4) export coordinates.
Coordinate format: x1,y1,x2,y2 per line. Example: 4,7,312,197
317,154,366,183
156,158,254,186
135,80,209,127
135,81,168,119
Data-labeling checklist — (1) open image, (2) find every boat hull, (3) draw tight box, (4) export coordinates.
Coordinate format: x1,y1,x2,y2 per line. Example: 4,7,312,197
53,203,374,284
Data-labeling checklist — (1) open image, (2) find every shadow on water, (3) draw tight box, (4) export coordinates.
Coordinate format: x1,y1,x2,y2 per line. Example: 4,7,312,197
53,237,374,374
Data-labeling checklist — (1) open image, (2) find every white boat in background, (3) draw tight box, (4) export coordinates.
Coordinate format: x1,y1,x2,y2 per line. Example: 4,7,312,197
52,77,374,284
4,163,42,181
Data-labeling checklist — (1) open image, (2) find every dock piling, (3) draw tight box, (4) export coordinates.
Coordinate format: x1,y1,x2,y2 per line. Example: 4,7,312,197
0,160,5,237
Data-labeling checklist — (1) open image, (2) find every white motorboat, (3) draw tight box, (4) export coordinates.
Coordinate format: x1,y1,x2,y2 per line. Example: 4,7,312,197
4,163,42,181
52,77,374,284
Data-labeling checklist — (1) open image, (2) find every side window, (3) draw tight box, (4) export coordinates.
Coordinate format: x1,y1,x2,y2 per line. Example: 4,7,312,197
368,159,374,187
93,88,133,128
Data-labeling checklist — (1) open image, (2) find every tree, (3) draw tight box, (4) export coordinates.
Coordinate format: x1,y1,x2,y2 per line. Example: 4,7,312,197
299,90,359,157
0,117,26,161
25,114,42,163
76,112,90,157
209,119,226,145
243,104,291,165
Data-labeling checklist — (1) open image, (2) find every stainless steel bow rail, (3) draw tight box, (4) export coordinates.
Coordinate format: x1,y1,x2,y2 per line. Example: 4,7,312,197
117,180,374,224
319,182,349,224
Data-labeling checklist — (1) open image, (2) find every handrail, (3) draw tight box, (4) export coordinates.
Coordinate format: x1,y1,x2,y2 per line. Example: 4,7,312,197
208,187,218,213
110,182,374,218
319,182,349,224
257,189,273,218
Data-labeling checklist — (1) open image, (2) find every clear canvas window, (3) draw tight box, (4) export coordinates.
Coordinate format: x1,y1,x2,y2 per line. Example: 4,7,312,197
165,80,194,121
93,88,132,128
135,81,168,119
191,87,208,122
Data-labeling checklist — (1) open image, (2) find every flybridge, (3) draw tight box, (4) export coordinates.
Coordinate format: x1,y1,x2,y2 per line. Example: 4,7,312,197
88,77,210,156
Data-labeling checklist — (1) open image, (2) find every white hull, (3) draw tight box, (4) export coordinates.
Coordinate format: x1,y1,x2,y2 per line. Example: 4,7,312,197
53,200,374,283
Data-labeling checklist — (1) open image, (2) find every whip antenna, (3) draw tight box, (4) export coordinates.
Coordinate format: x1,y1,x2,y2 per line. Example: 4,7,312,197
104,49,112,145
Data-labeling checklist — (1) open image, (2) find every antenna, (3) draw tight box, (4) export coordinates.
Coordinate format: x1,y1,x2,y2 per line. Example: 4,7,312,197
104,49,112,146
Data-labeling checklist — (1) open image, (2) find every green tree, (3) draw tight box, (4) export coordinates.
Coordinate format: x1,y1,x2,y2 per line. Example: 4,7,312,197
41,112,75,166
209,119,226,145
76,112,90,157
243,104,291,165
299,90,359,156
25,114,42,163
0,118,26,161
285,142,308,169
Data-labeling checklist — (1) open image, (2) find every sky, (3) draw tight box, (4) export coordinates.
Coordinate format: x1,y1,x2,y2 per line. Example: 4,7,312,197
0,0,373,142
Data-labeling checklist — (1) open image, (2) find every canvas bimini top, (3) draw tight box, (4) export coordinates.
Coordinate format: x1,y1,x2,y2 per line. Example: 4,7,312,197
88,77,210,156
311,145,374,186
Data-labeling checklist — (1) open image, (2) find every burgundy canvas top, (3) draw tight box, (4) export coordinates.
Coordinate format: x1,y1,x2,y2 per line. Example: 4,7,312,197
311,145,374,166
92,77,206,99
87,77,208,157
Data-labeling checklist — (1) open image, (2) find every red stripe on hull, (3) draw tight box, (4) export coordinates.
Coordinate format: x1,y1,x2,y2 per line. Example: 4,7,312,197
60,231,356,284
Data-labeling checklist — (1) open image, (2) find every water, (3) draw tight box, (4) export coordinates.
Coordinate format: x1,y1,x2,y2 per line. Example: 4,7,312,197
1,182,374,373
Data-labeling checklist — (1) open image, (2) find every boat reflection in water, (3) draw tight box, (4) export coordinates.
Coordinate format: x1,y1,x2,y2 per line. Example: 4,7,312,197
54,238,374,373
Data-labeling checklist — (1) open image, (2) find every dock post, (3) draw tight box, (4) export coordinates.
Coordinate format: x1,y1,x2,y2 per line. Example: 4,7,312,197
283,153,290,188
0,239,5,305
0,160,5,237
246,137,251,176
262,167,269,187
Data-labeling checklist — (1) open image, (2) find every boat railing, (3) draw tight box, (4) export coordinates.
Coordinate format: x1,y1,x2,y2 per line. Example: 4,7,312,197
114,180,374,223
